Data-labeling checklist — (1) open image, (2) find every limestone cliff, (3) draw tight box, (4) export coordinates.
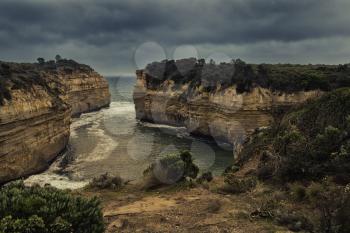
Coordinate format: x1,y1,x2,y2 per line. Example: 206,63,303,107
39,59,111,116
0,59,110,183
133,59,350,148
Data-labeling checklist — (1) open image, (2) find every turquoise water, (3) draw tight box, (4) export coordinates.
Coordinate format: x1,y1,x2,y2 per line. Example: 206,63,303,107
26,77,233,189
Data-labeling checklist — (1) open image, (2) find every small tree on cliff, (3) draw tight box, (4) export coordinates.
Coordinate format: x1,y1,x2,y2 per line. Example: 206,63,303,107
55,54,62,62
37,57,45,64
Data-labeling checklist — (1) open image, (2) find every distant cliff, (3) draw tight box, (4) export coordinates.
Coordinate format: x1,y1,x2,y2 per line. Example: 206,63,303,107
0,59,110,183
133,59,350,149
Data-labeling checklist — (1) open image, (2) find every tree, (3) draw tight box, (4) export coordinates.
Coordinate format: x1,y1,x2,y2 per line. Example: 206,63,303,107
37,57,45,64
55,55,62,62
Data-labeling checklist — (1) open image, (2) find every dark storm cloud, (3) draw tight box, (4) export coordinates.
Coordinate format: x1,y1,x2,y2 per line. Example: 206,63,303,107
0,0,349,74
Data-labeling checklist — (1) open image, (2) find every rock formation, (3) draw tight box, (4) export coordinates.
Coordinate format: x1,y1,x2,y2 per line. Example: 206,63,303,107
51,59,110,116
134,59,350,150
0,59,110,183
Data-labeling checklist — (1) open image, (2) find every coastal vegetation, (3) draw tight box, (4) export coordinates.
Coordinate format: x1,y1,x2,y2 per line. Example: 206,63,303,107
0,58,95,106
238,87,350,183
88,173,124,190
228,87,350,232
0,182,105,233
143,58,350,94
141,151,199,190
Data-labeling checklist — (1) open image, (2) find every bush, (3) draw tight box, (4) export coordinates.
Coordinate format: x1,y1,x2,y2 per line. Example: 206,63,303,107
220,174,257,194
223,165,240,175
288,183,307,202
0,181,105,233
142,151,199,190
88,173,123,190
305,181,350,233
238,88,350,183
250,195,314,232
274,210,313,232
196,171,213,184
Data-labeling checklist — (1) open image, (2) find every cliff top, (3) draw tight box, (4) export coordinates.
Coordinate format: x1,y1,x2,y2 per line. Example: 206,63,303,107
139,58,350,93
38,58,94,74
0,58,96,105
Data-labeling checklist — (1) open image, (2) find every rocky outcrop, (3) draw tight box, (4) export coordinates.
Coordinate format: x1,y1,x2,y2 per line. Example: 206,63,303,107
40,59,111,116
0,59,110,183
133,59,349,149
52,60,110,116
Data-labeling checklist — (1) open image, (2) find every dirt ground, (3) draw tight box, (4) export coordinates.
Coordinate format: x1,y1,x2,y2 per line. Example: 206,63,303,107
82,178,293,233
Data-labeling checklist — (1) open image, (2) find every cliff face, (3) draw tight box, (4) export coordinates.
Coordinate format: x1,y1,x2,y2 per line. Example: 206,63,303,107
0,60,110,183
133,59,350,149
40,59,111,116
134,69,321,147
51,61,110,116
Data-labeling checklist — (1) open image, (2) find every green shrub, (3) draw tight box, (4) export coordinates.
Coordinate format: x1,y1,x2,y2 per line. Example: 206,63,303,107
142,151,199,190
238,88,350,183
289,183,307,202
274,210,313,232
0,181,105,233
306,182,324,199
220,175,257,194
196,172,213,184
88,173,123,190
305,181,350,233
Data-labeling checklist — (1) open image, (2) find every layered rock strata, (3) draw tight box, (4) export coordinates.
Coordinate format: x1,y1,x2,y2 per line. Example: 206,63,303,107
51,60,110,116
133,59,348,148
0,60,110,183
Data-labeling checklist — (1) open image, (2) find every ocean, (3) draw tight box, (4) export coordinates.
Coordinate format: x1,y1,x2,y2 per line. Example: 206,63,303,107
25,77,233,189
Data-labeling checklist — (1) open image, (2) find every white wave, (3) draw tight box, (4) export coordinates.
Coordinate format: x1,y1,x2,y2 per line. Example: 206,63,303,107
25,173,88,190
79,127,118,162
141,122,186,130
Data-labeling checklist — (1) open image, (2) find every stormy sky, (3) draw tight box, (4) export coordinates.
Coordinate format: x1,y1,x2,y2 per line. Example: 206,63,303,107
0,0,349,75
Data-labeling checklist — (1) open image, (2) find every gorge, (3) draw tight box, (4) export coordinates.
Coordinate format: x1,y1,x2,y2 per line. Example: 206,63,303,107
2,58,350,185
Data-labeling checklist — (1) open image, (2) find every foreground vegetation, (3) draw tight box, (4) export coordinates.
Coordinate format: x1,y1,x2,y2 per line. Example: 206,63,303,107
0,182,105,233
229,87,350,232
238,87,350,183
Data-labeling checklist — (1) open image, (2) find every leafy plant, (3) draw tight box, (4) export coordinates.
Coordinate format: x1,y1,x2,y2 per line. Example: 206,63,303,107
88,173,124,190
142,151,199,189
0,182,105,233
238,88,350,183
220,174,257,194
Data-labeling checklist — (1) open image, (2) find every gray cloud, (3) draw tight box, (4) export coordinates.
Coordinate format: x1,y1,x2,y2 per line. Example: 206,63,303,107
0,0,349,75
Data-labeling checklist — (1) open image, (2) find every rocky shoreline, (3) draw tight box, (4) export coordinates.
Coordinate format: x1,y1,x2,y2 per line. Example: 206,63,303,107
0,59,110,184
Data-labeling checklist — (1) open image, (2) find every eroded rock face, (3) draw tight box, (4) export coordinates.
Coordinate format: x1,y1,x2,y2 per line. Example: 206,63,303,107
0,60,110,183
55,62,110,116
133,61,323,149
